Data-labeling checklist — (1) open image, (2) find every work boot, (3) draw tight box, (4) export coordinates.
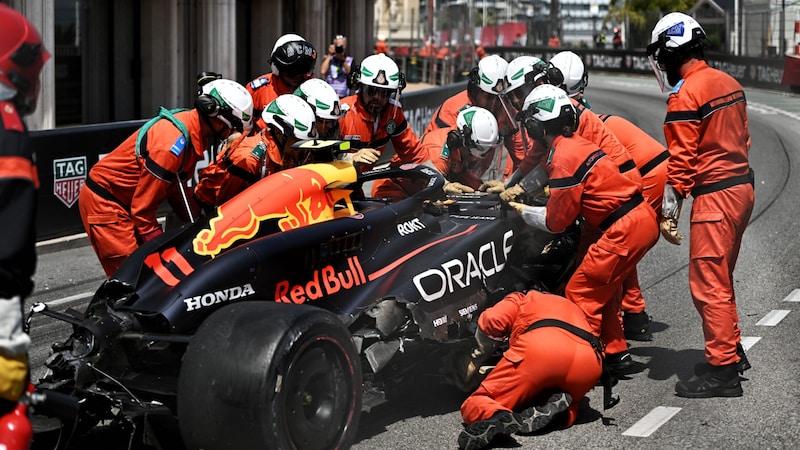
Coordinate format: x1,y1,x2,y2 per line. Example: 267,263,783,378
676,363,743,398
517,392,572,434
623,310,653,341
605,350,635,376
736,342,752,374
457,410,522,450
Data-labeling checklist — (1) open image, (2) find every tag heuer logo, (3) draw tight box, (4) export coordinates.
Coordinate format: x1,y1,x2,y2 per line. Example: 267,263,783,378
53,156,87,208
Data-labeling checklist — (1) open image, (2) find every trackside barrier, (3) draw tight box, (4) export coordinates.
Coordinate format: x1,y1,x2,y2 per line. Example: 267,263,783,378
396,46,796,92
30,83,467,242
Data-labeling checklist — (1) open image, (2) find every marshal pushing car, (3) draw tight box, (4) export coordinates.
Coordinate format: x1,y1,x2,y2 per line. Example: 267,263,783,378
27,150,580,450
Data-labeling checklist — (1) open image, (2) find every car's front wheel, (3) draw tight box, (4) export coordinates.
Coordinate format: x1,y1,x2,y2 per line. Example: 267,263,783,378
177,302,362,450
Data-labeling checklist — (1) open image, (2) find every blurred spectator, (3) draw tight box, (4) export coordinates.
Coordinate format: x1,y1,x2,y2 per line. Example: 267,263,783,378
513,33,523,46
612,27,623,49
419,37,436,58
474,39,486,62
595,31,606,49
436,41,450,59
374,33,389,55
320,34,353,98
450,39,462,60
548,31,562,48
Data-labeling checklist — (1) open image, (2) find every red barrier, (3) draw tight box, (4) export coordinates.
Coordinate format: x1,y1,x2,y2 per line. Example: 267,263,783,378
782,54,800,91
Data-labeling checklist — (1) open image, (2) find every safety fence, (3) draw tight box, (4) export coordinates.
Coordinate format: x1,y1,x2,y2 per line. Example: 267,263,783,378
396,56,472,86
394,46,799,93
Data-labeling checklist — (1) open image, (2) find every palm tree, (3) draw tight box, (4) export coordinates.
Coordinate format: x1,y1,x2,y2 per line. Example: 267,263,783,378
606,0,696,49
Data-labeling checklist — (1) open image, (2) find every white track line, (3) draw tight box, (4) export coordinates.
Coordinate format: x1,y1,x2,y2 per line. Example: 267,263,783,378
622,406,682,437
740,336,761,351
755,310,791,326
783,289,800,302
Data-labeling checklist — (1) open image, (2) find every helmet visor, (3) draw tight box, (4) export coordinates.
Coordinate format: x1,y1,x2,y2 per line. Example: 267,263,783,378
468,143,500,159
648,54,670,93
281,58,315,76
363,85,393,99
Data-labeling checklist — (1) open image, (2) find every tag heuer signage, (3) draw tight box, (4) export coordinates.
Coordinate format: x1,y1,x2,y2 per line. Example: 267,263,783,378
53,156,87,208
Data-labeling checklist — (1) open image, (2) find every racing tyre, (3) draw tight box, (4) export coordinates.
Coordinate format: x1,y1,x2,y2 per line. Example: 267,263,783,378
177,302,362,450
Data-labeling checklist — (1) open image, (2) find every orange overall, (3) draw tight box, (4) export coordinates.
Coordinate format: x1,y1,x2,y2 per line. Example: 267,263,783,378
461,291,602,427
543,134,658,355
423,90,470,135
663,61,753,366
517,104,646,350
600,114,668,315
424,128,494,189
339,92,422,199
246,73,298,130
194,132,290,208
517,100,641,188
338,93,421,171
79,110,211,276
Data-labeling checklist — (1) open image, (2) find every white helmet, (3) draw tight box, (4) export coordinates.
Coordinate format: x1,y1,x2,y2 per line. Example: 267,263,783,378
196,78,254,132
294,78,343,119
519,84,576,140
521,84,573,122
261,94,318,140
647,12,706,92
475,54,508,95
455,106,503,158
549,51,587,97
356,53,402,90
504,55,547,94
649,12,705,53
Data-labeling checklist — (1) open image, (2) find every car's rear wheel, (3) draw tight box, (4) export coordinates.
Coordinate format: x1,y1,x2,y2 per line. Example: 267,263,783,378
177,302,362,450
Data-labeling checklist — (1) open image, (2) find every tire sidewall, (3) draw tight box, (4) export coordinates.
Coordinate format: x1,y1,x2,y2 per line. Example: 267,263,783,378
177,302,361,450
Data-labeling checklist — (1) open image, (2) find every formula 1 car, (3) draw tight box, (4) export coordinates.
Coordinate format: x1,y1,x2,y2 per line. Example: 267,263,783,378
27,147,580,450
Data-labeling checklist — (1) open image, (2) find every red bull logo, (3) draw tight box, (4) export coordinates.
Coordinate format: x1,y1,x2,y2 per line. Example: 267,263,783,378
275,256,367,304
193,162,357,258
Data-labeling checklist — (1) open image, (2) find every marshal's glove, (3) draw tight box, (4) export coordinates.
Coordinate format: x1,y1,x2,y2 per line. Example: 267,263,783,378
444,182,475,195
351,148,381,165
660,184,684,245
660,218,682,245
478,180,505,193
225,131,241,146
499,184,525,203
452,328,501,392
0,353,27,402
507,201,526,216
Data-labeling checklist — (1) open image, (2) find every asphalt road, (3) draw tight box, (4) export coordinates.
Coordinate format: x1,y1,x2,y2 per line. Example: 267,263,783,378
26,73,800,449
